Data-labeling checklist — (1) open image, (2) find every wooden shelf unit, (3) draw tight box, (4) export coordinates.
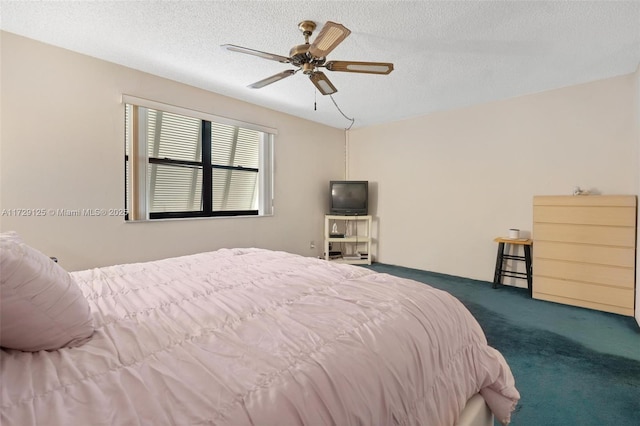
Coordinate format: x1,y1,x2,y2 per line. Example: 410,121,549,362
324,215,373,265
532,195,636,316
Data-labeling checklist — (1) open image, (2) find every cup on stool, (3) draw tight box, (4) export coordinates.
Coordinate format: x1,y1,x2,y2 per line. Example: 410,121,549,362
508,228,520,239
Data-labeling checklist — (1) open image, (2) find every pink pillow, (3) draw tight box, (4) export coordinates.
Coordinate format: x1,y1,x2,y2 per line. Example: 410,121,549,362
0,230,22,243
0,233,94,351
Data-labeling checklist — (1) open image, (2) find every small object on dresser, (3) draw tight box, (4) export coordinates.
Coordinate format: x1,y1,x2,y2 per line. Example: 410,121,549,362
573,186,590,196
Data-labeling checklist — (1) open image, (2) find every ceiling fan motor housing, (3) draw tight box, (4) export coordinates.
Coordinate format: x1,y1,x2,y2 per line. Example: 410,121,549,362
289,44,326,69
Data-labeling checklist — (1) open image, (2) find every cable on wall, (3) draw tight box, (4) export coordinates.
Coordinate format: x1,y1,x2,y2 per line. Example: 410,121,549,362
329,94,355,130
312,89,355,130
345,125,349,179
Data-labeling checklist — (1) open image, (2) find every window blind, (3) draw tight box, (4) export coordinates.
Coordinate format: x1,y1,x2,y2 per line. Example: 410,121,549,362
124,99,274,220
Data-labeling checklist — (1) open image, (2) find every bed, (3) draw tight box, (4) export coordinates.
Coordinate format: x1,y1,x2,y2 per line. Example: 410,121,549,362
1,237,519,425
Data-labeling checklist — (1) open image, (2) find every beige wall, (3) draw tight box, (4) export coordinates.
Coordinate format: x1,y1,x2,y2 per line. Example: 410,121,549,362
2,29,638,297
0,32,345,270
635,64,640,326
347,72,639,284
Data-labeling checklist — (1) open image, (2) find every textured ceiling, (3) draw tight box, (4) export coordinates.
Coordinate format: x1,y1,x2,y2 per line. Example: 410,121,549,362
1,1,639,129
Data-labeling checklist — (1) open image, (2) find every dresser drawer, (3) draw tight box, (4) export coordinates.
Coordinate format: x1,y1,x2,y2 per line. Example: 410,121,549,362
533,205,636,226
533,276,634,309
533,241,635,268
533,223,635,247
534,258,634,289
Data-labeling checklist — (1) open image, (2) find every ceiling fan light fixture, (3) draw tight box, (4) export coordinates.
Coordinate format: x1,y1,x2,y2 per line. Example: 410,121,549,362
302,63,315,74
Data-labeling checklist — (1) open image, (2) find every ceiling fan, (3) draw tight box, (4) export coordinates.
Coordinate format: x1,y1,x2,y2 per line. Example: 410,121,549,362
221,20,394,95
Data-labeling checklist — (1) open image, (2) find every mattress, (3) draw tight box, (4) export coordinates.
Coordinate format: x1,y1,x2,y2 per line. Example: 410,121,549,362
1,248,519,425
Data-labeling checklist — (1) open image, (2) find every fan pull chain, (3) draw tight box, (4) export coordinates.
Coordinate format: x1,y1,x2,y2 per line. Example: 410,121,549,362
314,89,317,111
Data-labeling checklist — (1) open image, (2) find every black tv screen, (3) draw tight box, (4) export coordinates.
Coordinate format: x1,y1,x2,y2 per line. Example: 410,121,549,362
330,181,368,215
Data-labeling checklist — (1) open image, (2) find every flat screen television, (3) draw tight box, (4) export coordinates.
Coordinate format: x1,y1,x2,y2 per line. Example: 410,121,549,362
330,181,368,215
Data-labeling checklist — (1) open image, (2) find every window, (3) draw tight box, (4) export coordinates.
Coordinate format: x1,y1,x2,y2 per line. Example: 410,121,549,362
124,96,274,220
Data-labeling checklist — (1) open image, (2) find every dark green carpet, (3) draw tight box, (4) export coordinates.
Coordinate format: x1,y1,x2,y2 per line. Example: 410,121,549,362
366,263,640,426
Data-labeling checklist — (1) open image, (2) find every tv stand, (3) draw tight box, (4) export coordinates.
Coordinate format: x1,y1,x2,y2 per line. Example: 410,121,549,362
324,215,373,265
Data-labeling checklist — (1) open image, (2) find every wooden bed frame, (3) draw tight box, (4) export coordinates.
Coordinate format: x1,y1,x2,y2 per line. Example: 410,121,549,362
456,394,494,426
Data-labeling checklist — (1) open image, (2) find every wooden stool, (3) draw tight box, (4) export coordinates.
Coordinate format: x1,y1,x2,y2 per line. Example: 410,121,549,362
493,237,533,296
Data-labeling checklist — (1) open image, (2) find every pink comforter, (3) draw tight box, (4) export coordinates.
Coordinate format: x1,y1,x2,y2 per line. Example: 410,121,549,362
1,248,519,425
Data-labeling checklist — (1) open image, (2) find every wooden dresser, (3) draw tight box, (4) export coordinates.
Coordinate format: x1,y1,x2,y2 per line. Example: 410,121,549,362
532,195,636,316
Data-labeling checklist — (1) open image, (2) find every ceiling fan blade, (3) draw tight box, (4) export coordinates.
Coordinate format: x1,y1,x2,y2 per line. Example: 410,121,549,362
309,72,337,95
325,60,394,75
308,21,351,58
221,44,290,63
248,70,297,89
